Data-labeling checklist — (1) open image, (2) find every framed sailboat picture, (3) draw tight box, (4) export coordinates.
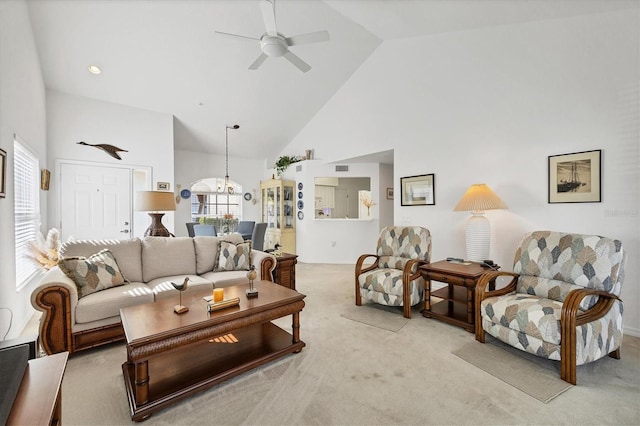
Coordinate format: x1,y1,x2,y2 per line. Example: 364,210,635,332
548,149,601,203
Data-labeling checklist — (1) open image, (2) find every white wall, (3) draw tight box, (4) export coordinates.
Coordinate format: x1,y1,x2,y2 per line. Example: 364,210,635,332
0,0,48,339
173,149,266,237
284,11,640,335
289,160,380,263
46,90,175,236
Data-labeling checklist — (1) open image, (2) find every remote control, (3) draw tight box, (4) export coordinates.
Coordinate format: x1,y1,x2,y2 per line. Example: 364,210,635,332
446,257,464,263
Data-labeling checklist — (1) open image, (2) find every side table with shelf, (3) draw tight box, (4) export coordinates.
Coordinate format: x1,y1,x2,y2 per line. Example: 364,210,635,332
419,260,498,333
273,253,297,290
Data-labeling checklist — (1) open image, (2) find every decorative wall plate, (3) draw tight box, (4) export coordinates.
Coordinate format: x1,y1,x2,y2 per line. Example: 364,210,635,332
298,182,303,190
244,192,252,201
180,189,191,199
297,211,304,220
298,191,303,199
297,200,304,210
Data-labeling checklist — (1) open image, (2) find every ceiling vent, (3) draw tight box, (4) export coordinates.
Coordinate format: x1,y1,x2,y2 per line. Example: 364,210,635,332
335,165,349,172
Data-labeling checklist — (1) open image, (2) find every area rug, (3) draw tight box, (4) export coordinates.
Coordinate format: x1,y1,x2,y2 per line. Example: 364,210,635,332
452,337,572,403
340,304,409,332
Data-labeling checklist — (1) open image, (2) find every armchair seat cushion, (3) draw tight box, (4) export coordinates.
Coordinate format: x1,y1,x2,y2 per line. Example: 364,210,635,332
481,294,563,360
358,268,422,306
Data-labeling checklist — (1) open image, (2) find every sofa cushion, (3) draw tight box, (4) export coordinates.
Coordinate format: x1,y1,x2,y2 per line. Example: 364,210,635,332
75,282,154,324
60,238,143,282
58,249,127,299
201,270,248,287
214,240,251,271
146,274,213,300
194,234,244,274
142,237,197,282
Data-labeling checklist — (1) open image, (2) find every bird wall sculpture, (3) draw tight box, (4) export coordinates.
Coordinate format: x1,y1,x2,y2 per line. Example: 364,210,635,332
77,141,128,160
171,277,190,314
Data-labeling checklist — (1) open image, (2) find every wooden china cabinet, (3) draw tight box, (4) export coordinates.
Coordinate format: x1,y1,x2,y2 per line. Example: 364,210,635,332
260,178,296,254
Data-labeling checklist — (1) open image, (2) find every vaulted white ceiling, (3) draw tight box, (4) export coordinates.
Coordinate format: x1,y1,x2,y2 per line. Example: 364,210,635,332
26,0,637,161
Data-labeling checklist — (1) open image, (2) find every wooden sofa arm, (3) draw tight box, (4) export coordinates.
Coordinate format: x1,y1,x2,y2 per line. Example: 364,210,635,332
560,288,622,384
32,285,73,355
474,271,519,342
256,252,277,282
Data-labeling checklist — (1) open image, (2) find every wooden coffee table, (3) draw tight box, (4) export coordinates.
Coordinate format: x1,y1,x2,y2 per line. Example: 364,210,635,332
120,280,306,421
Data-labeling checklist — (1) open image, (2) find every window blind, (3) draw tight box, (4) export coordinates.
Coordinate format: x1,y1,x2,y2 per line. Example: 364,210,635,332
14,138,40,289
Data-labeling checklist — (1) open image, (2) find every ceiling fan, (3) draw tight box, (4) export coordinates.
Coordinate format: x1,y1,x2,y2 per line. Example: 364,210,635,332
215,0,330,73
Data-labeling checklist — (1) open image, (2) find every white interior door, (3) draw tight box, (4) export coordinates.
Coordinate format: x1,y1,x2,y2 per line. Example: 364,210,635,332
60,163,132,241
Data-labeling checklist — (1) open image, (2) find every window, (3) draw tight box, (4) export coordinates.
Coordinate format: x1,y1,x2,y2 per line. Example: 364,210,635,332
189,177,243,223
14,138,41,289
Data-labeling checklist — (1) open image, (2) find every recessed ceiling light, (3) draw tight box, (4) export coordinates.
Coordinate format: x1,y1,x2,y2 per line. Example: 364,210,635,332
87,65,101,74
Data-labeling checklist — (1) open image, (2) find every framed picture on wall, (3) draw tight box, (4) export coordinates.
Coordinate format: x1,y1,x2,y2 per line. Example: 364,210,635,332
386,188,394,200
548,149,601,203
157,182,170,191
0,148,6,198
401,174,435,206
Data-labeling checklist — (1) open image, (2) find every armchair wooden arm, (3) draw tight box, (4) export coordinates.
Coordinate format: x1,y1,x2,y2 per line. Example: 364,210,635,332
355,254,379,307
402,259,429,318
474,271,519,342
560,289,622,384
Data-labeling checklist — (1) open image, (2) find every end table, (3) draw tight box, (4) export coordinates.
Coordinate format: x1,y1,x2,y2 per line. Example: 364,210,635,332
419,260,498,333
273,253,297,290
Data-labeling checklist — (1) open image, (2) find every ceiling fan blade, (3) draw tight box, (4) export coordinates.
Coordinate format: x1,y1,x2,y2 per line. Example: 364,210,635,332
248,53,269,70
283,51,311,73
285,30,330,46
214,31,260,42
260,0,278,36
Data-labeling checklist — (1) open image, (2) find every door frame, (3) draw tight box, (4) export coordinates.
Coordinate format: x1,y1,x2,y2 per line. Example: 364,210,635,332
55,159,152,239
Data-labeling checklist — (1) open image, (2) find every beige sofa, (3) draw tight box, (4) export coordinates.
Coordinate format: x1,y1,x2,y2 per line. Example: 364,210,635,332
31,235,277,355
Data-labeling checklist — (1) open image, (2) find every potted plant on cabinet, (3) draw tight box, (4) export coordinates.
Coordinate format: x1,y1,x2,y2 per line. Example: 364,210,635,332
274,155,301,177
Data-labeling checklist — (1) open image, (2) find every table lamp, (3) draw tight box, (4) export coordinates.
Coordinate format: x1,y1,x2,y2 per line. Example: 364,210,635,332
136,190,176,237
453,183,507,262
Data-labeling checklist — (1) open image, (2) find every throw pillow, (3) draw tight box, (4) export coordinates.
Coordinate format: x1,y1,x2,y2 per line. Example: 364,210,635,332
214,240,252,272
58,249,127,299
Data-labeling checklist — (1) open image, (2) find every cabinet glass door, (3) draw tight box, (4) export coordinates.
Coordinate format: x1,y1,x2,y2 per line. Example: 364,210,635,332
283,185,294,229
265,187,275,228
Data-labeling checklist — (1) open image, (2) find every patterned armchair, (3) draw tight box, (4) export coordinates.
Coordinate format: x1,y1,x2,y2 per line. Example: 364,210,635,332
355,226,431,318
475,231,626,384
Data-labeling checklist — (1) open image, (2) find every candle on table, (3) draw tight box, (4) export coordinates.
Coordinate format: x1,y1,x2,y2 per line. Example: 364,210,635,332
213,288,224,302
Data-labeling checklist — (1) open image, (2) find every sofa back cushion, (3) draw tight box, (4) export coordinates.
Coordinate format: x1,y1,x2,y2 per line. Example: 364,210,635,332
60,238,143,282
142,237,196,282
513,231,626,303
194,234,244,274
376,226,431,271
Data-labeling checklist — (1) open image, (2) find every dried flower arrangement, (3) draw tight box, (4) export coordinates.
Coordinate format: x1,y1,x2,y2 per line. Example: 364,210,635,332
359,192,375,216
28,228,62,270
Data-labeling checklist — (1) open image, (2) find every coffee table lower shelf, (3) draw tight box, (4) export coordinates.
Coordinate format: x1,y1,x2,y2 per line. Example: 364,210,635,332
122,322,304,421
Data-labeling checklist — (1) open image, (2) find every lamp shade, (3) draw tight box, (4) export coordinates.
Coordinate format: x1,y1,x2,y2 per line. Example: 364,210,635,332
136,191,176,212
454,184,507,262
453,184,507,212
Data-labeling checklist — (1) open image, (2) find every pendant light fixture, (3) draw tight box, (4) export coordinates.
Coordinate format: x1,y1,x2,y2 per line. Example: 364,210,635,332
224,124,239,193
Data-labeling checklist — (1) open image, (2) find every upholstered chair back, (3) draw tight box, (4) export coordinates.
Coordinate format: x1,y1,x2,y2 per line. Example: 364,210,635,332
513,231,626,306
376,226,431,271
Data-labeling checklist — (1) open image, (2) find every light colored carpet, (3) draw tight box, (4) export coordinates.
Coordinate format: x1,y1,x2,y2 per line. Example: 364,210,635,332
453,338,572,403
24,263,640,425
340,303,410,332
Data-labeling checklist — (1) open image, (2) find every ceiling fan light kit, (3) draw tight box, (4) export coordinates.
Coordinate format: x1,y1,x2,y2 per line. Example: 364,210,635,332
261,35,288,57
215,0,329,73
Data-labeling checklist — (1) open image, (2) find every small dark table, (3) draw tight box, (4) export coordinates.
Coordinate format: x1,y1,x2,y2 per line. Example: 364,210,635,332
273,253,297,290
420,260,497,333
